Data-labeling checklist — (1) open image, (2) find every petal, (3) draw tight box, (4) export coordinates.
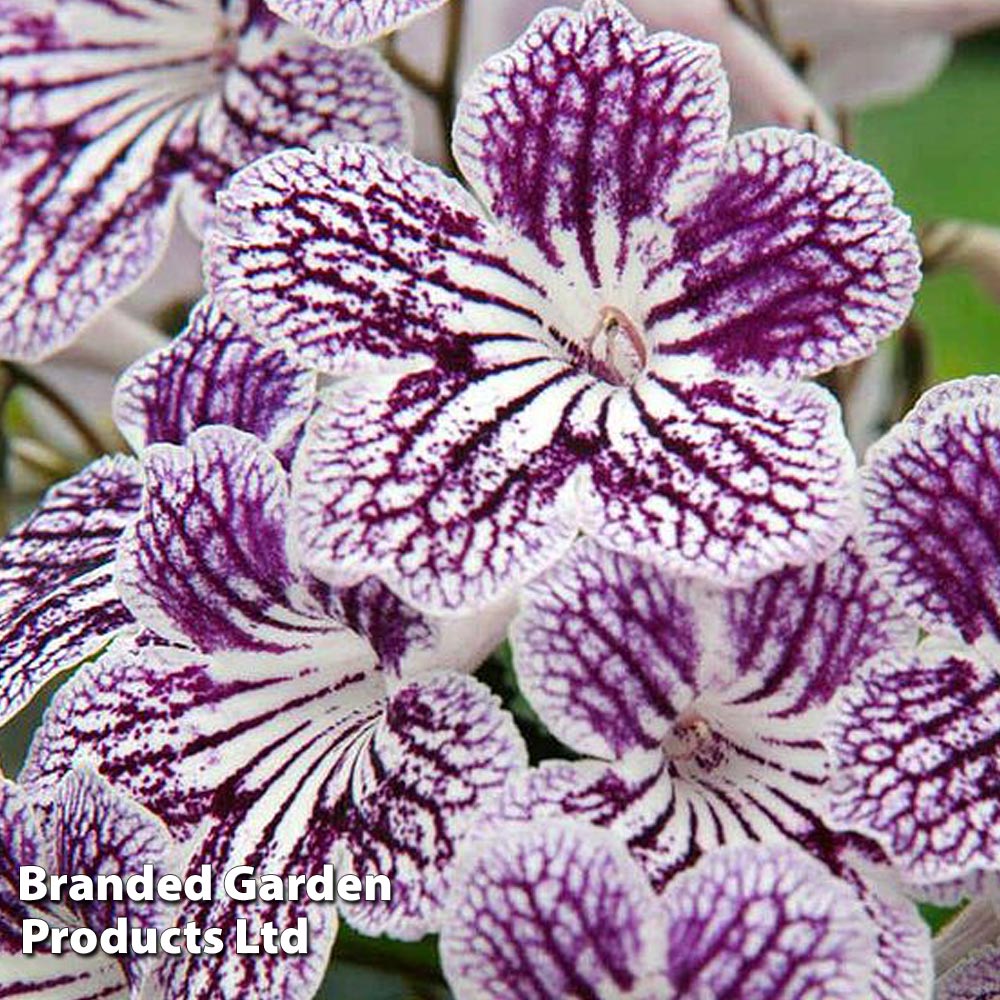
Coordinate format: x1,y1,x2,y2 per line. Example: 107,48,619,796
116,426,348,656
660,843,877,999
1,777,51,953
440,820,662,1000
0,954,128,1000
938,945,1000,1000
113,297,316,459
649,130,920,380
333,672,529,939
0,2,409,361
513,536,906,759
588,372,858,584
454,0,729,279
862,376,1000,645
150,805,339,1000
181,28,410,232
259,0,447,46
21,636,378,836
25,642,526,942
0,456,141,725
292,361,593,614
206,143,544,377
843,866,933,1000
0,778,130,999
490,745,834,893
827,646,1000,884
48,766,177,943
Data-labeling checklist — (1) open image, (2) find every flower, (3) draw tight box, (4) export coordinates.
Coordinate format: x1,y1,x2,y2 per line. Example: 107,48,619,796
208,0,921,615
0,296,316,725
0,0,409,361
441,821,898,1000
1,765,177,999
21,423,525,997
827,376,1000,888
478,534,931,999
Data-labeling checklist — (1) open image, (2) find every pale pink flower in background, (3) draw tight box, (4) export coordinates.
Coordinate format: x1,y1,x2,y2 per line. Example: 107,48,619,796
399,0,1000,162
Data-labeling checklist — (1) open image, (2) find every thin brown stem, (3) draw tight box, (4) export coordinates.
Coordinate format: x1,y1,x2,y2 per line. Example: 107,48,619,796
383,0,466,175
5,362,105,456
383,36,440,97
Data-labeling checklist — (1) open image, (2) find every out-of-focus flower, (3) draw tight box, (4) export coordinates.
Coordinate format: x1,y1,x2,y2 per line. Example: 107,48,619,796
827,377,1000,888
766,0,1000,109
934,895,1000,989
441,823,909,1000
0,0,409,361
22,425,524,998
208,0,920,615
399,0,1000,164
1,766,177,999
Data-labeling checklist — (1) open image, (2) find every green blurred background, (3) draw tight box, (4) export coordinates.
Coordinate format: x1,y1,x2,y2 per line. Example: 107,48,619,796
856,34,1000,381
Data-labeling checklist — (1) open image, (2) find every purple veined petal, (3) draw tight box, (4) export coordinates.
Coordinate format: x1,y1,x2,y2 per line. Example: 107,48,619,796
0,0,409,362
648,129,920,380
454,0,729,282
0,951,128,1000
340,578,517,679
440,819,664,1000
21,635,380,837
660,843,877,999
113,297,316,460
840,861,933,1000
48,766,177,951
1,777,51,954
149,806,339,1000
179,30,411,234
259,0,448,47
587,372,859,588
206,142,546,378
488,739,836,894
332,671,528,939
862,377,1000,645
292,362,595,614
513,535,906,761
938,945,1000,1000
24,642,526,941
827,644,1000,884
115,425,357,657
0,456,141,725
0,777,130,999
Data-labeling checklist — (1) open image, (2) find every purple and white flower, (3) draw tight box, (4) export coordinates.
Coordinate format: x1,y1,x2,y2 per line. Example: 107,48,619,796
1,765,177,999
938,946,1000,1000
21,424,525,997
0,0,409,361
208,0,921,615
827,376,1000,889
440,820,893,1000
483,535,931,998
0,296,315,724
266,0,447,47
502,536,907,884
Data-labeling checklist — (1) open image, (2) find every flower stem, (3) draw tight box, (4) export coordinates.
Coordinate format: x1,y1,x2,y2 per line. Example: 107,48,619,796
4,362,105,457
384,0,466,175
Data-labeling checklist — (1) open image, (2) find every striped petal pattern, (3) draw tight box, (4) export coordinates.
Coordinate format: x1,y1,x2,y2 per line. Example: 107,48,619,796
0,0,407,360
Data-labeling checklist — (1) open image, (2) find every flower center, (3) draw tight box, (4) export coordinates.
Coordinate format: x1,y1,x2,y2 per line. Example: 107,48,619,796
662,711,725,771
583,306,647,386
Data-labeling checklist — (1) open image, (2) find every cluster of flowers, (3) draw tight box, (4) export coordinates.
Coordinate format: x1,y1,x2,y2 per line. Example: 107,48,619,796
1,0,999,998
